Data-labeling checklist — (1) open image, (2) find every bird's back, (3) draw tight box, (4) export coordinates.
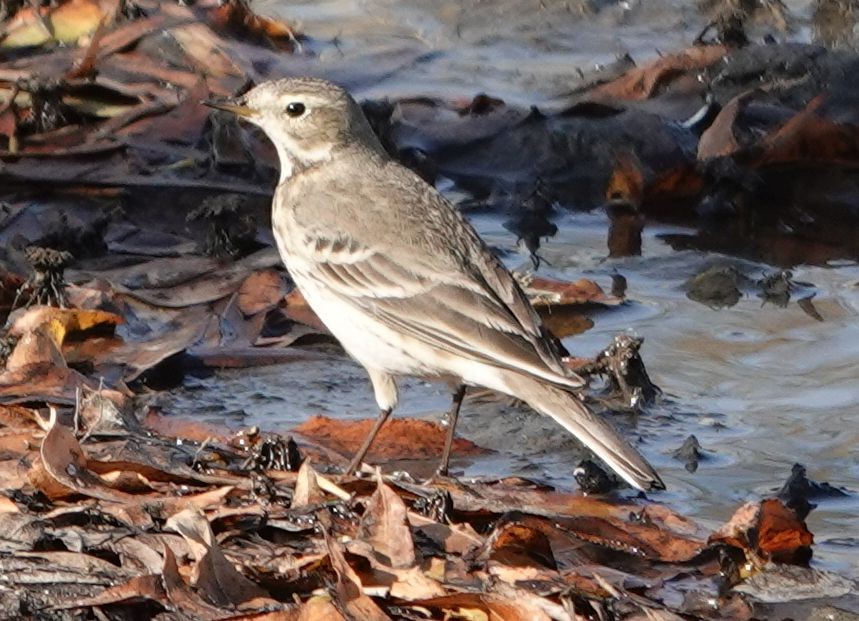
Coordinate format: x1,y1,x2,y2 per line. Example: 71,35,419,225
275,147,582,391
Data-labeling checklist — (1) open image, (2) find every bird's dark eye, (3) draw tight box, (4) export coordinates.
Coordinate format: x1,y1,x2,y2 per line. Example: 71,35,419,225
286,102,306,117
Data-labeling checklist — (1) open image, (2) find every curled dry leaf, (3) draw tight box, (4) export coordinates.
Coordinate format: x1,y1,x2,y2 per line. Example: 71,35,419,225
697,91,754,160
32,416,136,502
479,515,558,570
398,593,553,621
4,327,66,372
0,0,109,48
710,498,814,565
292,460,325,508
160,545,228,620
237,269,287,317
519,275,623,308
8,306,124,345
588,45,727,101
358,473,416,569
325,530,391,621
166,507,270,607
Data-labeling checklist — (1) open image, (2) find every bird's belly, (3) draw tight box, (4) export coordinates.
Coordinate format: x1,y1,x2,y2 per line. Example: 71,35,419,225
290,270,438,378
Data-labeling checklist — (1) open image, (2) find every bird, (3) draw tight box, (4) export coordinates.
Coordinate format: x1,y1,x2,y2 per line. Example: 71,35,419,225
204,77,665,492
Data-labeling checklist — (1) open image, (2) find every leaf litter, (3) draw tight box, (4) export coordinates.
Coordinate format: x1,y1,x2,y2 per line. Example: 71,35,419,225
0,0,857,618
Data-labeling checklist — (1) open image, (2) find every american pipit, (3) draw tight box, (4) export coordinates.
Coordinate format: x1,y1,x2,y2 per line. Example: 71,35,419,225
205,78,664,491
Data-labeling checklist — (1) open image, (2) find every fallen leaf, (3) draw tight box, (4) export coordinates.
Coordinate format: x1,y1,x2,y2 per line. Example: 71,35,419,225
8,305,124,346
294,415,483,462
588,45,727,101
34,414,136,503
325,531,391,621
0,0,108,48
710,498,813,565
166,507,270,606
358,473,416,569
291,460,324,508
237,269,287,317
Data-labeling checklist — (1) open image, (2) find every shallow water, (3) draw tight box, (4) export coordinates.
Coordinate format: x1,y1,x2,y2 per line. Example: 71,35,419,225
166,0,859,581
166,209,859,579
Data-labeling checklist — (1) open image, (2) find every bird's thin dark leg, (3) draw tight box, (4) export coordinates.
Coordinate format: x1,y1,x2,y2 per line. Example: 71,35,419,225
436,385,466,476
346,407,391,475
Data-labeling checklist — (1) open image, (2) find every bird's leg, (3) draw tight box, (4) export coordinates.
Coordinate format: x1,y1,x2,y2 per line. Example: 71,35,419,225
436,385,466,477
345,407,391,475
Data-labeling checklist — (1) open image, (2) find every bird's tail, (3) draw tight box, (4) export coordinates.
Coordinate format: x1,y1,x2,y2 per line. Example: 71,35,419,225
503,373,664,491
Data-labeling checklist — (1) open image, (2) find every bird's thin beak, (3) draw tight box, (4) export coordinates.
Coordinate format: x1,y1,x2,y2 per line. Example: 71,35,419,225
202,97,256,118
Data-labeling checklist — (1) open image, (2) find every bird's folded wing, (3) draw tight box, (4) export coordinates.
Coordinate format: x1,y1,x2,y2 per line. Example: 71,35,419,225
304,245,583,389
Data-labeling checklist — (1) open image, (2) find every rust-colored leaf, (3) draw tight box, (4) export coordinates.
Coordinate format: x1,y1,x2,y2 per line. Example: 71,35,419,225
710,498,813,565
521,275,622,308
606,151,645,207
481,516,557,570
697,91,753,160
237,269,287,317
294,415,483,462
588,45,727,101
757,498,814,564
751,95,859,167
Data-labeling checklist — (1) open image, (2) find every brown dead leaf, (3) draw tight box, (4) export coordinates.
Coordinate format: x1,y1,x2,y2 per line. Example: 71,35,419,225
408,511,484,556
206,0,301,51
35,415,136,503
556,513,706,562
166,507,270,607
142,406,231,443
400,593,552,621
8,306,123,346
4,327,66,372
521,275,622,308
710,498,813,566
292,460,325,508
588,45,727,101
606,151,645,207
298,596,347,621
358,473,416,569
757,498,814,563
161,545,228,620
325,531,391,621
0,0,109,48
294,415,482,462
480,516,557,570
697,92,754,160
751,95,859,167
166,6,244,79
643,163,704,203
56,574,167,610
237,269,287,317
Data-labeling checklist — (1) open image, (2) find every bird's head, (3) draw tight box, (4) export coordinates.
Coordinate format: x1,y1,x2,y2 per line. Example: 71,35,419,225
204,77,380,180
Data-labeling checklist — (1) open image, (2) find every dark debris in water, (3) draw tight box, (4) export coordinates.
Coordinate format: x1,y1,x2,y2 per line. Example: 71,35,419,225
672,434,706,473
573,458,619,494
578,333,662,409
777,462,849,519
